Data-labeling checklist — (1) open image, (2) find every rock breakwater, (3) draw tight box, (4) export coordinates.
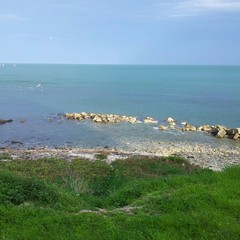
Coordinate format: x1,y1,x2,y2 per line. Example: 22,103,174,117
64,112,240,141
65,112,138,124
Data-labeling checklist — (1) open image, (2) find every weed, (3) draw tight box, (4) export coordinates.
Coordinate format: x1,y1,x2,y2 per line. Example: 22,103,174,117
94,153,108,160
0,156,239,239
0,153,13,161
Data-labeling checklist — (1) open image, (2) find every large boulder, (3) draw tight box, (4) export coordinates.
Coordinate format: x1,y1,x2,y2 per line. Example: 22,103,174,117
216,128,227,138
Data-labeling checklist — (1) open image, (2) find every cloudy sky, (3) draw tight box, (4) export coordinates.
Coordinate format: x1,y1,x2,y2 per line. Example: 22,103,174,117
1,0,240,64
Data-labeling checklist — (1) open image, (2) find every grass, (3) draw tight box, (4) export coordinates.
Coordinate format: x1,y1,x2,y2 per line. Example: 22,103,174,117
0,155,239,239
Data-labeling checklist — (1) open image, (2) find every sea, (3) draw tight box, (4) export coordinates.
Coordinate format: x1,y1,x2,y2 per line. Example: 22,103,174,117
0,64,240,150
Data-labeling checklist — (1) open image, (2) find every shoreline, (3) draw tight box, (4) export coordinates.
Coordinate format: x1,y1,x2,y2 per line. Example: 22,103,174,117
1,141,240,171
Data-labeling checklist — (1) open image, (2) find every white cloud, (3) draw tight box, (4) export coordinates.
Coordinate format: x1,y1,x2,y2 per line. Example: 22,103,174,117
136,0,240,20
171,0,240,17
0,14,26,22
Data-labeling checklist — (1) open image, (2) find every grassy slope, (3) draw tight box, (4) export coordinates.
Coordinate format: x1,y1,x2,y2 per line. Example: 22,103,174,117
0,155,239,240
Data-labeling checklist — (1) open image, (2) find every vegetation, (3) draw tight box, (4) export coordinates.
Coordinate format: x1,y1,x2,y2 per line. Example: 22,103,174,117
0,155,239,239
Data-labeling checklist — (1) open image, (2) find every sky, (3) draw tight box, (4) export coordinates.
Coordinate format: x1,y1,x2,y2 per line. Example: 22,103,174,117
0,0,240,65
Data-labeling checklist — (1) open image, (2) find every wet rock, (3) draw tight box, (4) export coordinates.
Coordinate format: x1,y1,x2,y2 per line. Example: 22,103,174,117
167,117,176,126
11,141,23,145
126,116,137,124
233,133,239,140
226,128,240,137
93,116,103,123
182,123,197,131
143,117,158,124
167,117,174,123
198,125,212,132
159,125,168,130
216,129,227,138
80,112,89,119
0,119,13,124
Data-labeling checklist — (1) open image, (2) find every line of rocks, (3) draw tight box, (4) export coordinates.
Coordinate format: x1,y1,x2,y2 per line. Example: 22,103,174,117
65,112,138,124
64,113,240,141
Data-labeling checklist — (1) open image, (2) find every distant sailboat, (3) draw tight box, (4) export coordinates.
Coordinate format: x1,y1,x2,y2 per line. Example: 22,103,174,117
13,64,16,67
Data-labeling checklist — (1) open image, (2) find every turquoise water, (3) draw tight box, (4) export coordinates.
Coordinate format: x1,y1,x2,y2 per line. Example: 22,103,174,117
0,64,240,149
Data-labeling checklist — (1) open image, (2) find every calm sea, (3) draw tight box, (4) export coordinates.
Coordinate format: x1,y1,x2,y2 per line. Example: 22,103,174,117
0,64,240,149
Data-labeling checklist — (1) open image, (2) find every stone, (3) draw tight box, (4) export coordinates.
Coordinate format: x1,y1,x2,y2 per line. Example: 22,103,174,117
215,125,227,131
167,117,175,124
182,123,197,131
143,117,158,124
80,112,89,119
216,129,227,138
0,119,13,124
233,133,239,140
89,113,97,118
93,116,103,123
198,125,212,132
235,128,240,134
159,125,168,130
127,117,137,124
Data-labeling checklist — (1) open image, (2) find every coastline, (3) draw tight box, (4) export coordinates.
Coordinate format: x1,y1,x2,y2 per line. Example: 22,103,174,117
1,139,240,171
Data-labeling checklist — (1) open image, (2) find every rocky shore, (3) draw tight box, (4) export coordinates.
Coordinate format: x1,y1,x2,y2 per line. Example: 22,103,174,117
1,140,239,171
1,112,239,171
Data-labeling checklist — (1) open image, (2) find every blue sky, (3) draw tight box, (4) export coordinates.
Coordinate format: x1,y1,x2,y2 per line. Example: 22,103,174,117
1,0,240,64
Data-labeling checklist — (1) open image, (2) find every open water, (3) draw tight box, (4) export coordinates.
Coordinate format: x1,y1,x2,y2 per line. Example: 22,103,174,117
0,64,240,149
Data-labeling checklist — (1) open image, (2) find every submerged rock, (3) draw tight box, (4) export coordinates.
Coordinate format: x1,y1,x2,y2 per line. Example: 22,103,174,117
0,119,13,124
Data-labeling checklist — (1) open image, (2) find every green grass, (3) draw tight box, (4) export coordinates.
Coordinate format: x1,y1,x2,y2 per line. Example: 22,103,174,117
0,155,239,239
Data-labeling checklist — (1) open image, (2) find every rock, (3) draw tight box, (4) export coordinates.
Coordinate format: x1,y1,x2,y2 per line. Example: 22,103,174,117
80,112,89,119
159,125,168,130
143,117,158,124
227,128,240,137
211,125,227,136
216,129,227,138
126,117,137,124
93,116,103,123
233,133,239,140
89,113,97,119
0,119,13,124
167,117,176,126
182,123,197,131
235,128,240,134
11,140,23,145
198,125,212,132
19,119,25,123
